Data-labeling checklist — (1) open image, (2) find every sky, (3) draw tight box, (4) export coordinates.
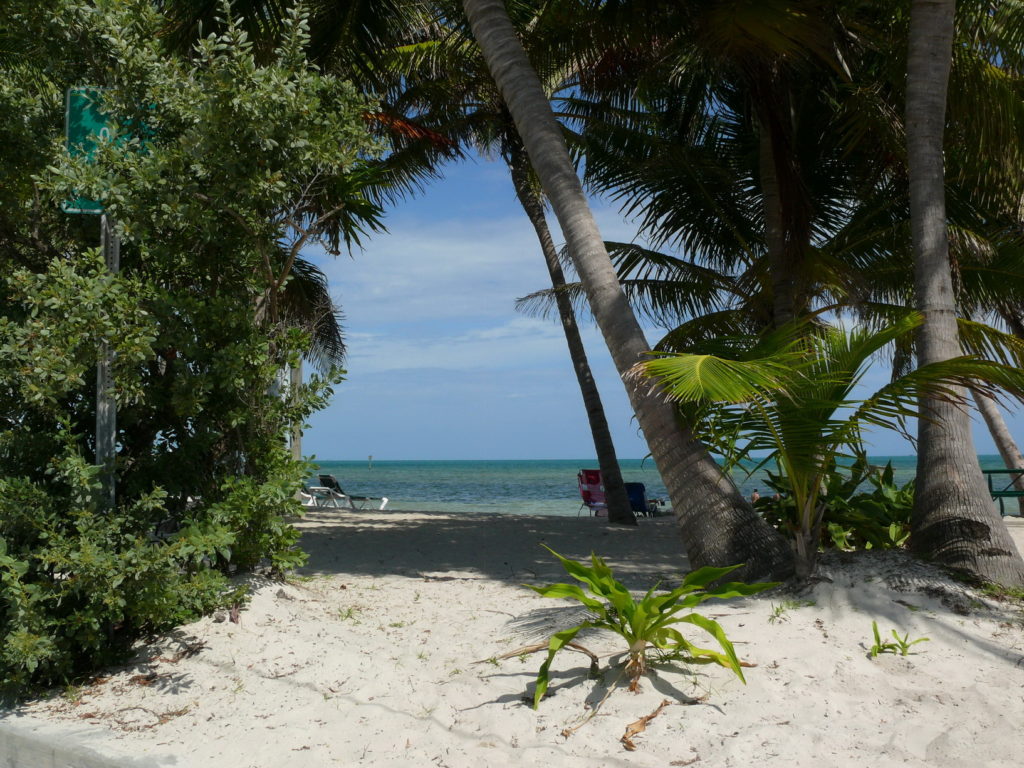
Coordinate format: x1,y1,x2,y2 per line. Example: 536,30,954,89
301,155,1023,462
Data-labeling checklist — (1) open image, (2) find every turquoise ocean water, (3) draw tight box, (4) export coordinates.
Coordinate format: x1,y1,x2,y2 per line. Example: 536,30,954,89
311,456,1007,517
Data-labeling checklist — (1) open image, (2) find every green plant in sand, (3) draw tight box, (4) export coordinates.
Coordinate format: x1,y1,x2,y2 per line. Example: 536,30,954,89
869,621,930,657
636,314,1024,579
528,546,775,708
767,599,816,624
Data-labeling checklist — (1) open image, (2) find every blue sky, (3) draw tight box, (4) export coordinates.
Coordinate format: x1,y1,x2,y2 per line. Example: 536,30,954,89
301,156,1022,461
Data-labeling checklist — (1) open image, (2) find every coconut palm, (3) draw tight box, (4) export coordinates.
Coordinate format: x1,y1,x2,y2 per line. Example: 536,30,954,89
380,4,637,523
506,137,637,524
905,0,1024,585
557,0,869,330
519,13,1024,540
635,313,1024,578
525,137,1024,525
165,1,639,523
162,0,813,570
552,0,1024,581
461,0,794,578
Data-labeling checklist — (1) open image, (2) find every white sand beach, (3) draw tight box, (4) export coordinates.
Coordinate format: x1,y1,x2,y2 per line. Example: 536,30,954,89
9,510,1024,767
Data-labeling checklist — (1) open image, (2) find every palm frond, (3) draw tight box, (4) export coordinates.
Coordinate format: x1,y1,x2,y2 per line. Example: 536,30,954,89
279,257,345,374
631,350,801,406
957,318,1024,368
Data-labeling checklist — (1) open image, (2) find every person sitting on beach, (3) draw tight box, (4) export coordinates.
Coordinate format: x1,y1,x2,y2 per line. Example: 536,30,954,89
750,489,760,504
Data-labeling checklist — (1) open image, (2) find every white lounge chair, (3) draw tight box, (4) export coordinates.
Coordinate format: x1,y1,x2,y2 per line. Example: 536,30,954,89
303,474,388,510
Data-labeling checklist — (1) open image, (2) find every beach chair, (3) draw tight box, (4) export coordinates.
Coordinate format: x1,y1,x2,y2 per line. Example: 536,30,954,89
310,474,389,510
624,482,649,517
300,487,349,509
577,469,607,516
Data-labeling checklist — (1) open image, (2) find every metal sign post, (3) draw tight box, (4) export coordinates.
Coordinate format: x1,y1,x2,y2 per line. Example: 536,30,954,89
64,87,119,508
97,214,120,508
289,361,303,461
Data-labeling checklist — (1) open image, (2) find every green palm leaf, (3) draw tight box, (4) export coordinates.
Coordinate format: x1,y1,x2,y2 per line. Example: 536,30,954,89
634,352,799,406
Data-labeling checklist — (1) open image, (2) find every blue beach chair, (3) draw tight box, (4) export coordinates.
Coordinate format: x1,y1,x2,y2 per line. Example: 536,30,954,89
624,482,649,517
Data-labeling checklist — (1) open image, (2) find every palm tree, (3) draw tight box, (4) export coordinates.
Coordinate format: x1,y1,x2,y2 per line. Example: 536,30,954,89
635,313,1024,578
505,136,636,524
161,0,791,565
382,5,637,523
558,0,865,331
521,21,1024,546
905,0,1024,585
553,0,1024,581
461,0,793,579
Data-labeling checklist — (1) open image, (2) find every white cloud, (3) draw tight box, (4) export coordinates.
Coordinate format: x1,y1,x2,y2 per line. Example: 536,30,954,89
312,200,652,327
313,214,552,327
309,198,660,381
343,317,569,375
299,162,685,459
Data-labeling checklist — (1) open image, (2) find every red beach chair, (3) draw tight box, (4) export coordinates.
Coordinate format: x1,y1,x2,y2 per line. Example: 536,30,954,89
577,469,607,516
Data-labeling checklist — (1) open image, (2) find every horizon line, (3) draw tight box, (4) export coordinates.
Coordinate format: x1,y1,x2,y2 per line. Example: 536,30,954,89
308,454,973,463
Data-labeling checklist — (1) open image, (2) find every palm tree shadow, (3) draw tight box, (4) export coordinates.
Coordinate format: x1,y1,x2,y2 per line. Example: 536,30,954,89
291,509,688,587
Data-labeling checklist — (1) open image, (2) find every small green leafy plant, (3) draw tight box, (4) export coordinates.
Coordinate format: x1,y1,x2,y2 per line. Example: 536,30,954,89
528,546,776,708
869,621,930,657
767,599,815,624
760,458,914,552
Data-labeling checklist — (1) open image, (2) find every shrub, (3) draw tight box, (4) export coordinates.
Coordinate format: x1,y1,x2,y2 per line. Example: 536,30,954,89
759,457,913,551
0,1,374,697
529,547,776,708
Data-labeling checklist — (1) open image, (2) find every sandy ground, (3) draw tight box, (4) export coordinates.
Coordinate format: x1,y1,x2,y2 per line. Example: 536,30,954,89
8,509,1024,767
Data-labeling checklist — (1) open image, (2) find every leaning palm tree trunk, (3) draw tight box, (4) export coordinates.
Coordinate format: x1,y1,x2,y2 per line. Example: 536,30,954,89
506,139,635,525
906,0,1024,584
971,389,1024,516
758,122,796,328
462,0,793,578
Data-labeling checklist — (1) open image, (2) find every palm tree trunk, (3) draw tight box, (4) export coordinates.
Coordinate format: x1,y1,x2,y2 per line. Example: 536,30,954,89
462,0,794,579
506,140,636,524
758,122,795,328
906,0,1024,585
290,361,303,461
971,388,1024,515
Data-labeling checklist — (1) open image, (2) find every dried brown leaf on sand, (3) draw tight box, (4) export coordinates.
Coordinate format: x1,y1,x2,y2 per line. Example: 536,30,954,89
156,641,207,663
477,641,600,674
621,698,672,751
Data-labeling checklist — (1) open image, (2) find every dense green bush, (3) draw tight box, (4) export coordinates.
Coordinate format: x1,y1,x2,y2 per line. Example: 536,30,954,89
0,0,379,696
758,456,913,551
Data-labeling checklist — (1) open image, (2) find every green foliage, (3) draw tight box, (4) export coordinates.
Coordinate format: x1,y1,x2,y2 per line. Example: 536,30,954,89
766,599,815,624
637,315,1024,576
975,581,1024,603
0,0,377,697
528,546,775,709
759,457,914,552
0,459,235,692
869,621,929,657
824,462,913,550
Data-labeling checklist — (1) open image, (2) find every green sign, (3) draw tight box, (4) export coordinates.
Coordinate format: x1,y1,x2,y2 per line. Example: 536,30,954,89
62,87,109,214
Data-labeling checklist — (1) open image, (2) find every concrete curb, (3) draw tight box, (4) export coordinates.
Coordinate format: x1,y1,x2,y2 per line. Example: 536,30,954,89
0,715,186,768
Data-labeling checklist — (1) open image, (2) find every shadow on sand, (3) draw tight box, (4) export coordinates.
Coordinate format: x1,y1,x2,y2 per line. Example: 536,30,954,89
292,508,688,590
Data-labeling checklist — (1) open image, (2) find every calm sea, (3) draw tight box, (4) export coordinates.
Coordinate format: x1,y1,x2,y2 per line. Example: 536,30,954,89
310,456,1007,517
